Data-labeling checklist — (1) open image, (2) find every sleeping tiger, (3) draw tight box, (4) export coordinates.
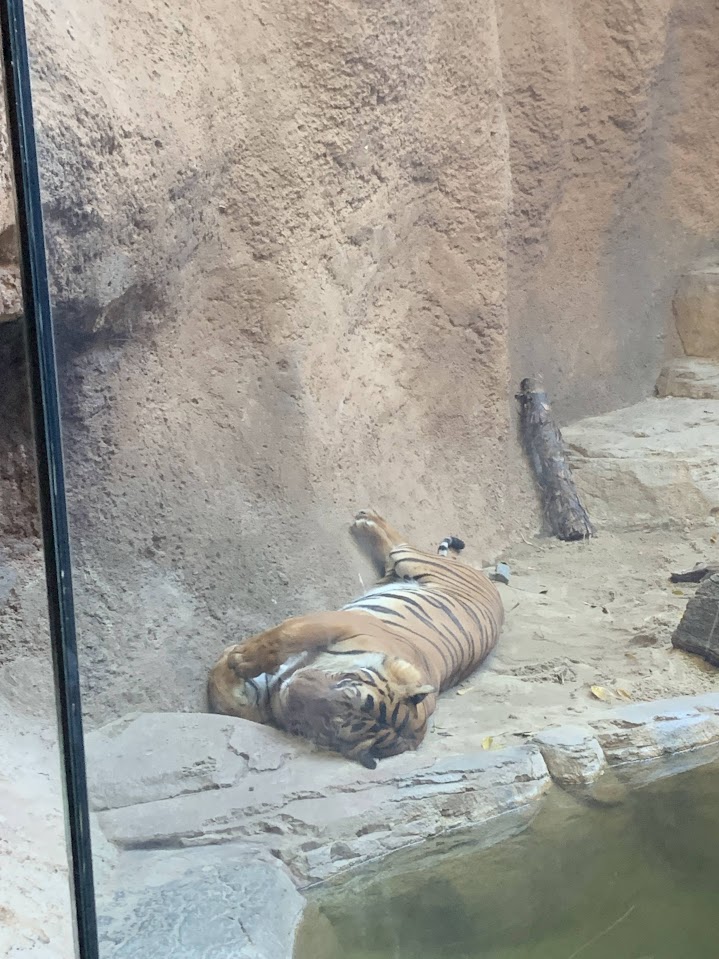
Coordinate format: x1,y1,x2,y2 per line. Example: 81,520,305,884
208,509,503,768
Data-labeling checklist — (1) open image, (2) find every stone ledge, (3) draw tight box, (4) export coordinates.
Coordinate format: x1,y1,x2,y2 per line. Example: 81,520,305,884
529,694,719,788
589,693,719,764
90,695,719,958
89,694,719,888
563,398,719,529
95,740,551,885
656,357,719,399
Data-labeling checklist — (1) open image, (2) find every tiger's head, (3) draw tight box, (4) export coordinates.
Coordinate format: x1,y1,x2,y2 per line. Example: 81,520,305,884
275,658,436,769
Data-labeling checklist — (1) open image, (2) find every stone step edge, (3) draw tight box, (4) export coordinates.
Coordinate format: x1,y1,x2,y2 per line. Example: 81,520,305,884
92,692,719,959
533,690,719,784
92,691,719,888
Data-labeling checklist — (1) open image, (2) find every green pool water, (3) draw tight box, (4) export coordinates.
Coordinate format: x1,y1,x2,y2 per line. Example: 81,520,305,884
302,757,719,959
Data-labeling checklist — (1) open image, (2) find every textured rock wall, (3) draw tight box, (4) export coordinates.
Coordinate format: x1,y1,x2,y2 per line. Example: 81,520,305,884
0,323,36,540
0,98,21,324
24,0,519,721
503,0,719,420
0,77,30,544
0,0,717,720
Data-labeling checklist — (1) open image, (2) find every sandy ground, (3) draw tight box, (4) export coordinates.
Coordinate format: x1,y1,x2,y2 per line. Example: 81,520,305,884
3,522,718,958
0,700,73,959
426,523,719,758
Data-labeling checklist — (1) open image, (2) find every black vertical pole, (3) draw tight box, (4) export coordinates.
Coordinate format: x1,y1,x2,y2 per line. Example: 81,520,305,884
0,2,99,957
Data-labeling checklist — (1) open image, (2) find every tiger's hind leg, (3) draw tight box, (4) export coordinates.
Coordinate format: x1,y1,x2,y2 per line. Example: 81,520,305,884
350,509,408,576
388,545,449,581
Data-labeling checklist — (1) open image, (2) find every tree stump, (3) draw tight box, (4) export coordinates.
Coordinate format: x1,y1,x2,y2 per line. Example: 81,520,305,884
516,377,595,541
671,573,719,666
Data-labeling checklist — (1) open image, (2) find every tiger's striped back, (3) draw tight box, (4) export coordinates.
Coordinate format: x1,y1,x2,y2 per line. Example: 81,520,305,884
341,545,503,693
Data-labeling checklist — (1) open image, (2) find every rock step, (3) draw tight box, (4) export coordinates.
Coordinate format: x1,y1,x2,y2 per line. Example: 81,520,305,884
674,266,719,359
563,395,719,530
656,358,719,399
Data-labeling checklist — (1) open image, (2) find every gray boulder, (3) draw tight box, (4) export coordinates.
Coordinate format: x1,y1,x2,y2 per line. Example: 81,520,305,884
672,573,719,666
97,844,322,959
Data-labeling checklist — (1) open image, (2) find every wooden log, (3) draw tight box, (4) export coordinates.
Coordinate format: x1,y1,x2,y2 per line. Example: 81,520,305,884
672,573,719,666
516,377,595,541
670,563,719,584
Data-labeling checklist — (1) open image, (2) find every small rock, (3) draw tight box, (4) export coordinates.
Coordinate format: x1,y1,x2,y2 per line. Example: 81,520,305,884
491,562,511,585
672,572,719,666
533,725,606,784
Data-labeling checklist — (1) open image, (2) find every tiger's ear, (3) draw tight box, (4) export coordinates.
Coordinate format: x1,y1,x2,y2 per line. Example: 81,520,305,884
403,683,435,706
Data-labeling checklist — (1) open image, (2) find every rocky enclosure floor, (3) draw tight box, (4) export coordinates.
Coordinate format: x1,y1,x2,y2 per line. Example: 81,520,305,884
433,521,719,758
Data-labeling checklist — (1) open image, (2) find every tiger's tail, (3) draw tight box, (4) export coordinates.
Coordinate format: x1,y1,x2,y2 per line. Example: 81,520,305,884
437,535,465,557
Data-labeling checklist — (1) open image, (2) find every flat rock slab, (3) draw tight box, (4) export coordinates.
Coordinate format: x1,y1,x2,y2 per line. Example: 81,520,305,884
90,716,550,885
656,358,719,400
671,573,719,666
89,694,719,893
590,693,719,764
86,712,306,810
563,397,719,529
65,707,719,959
97,844,308,959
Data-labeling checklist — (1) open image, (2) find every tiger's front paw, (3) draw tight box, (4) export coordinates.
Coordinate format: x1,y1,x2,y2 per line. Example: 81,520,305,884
227,638,281,679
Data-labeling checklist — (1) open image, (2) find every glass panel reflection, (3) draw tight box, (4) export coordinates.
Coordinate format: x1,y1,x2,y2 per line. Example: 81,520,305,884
0,245,73,957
